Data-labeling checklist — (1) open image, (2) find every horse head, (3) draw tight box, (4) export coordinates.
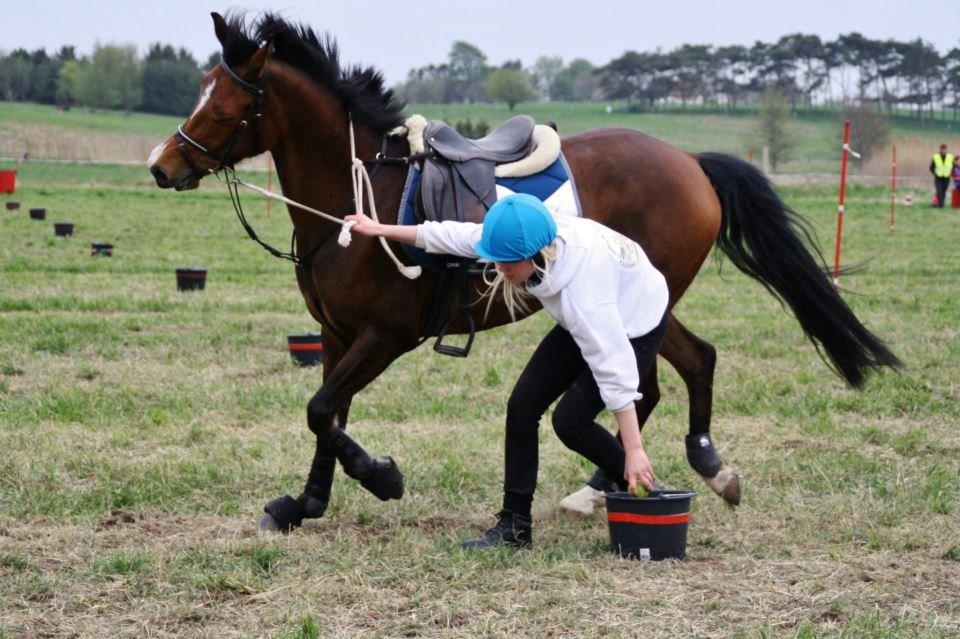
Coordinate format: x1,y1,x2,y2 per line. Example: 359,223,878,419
149,12,271,190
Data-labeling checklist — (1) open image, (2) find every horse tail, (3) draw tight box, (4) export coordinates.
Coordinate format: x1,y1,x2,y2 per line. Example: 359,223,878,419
697,151,901,388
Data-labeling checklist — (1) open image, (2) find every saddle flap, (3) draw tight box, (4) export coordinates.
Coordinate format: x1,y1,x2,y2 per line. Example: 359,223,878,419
420,158,494,225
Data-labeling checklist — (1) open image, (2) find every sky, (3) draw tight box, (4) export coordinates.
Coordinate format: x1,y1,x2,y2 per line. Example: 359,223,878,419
4,1,959,85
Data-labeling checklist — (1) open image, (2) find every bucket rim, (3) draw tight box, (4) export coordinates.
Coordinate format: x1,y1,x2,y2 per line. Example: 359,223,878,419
605,490,697,503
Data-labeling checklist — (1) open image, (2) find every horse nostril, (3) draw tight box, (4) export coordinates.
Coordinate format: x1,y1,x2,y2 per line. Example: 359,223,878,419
150,165,168,185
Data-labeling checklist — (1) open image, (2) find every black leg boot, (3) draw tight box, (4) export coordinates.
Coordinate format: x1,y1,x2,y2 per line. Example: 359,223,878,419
326,428,404,501
460,510,532,549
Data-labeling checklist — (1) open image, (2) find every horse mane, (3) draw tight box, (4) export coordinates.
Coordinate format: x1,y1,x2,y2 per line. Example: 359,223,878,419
219,11,405,132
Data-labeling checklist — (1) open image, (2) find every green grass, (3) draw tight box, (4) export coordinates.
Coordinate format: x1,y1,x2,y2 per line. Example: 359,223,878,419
0,164,957,637
0,100,181,137
3,100,954,174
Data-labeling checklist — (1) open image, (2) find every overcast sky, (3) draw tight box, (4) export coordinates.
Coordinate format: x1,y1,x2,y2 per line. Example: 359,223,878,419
4,1,958,84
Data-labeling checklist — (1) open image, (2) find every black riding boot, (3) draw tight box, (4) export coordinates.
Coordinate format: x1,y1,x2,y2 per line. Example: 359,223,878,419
460,510,532,549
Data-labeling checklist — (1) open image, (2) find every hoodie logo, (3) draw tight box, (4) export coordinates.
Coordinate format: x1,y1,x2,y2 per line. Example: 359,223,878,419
597,226,642,268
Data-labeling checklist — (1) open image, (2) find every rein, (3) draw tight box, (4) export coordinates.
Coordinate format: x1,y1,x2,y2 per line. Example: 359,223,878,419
174,54,421,280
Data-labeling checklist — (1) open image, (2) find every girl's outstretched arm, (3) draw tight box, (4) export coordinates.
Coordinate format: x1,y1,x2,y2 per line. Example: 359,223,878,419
345,211,418,245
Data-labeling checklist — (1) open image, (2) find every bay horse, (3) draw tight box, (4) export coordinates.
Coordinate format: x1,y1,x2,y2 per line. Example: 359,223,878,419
148,13,900,532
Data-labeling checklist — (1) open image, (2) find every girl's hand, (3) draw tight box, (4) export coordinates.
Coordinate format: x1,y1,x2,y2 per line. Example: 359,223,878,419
624,445,655,495
344,211,380,237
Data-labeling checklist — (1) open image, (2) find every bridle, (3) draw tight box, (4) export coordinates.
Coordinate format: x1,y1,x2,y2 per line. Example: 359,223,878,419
173,50,305,262
167,49,421,281
175,54,269,177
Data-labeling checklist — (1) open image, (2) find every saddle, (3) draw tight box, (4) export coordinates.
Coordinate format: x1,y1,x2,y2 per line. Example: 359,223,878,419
419,116,534,224
386,115,567,357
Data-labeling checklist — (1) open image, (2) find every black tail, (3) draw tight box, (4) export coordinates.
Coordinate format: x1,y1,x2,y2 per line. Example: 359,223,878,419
697,152,901,388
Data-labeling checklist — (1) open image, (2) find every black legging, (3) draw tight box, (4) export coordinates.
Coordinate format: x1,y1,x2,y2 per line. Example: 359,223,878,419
935,177,950,207
501,312,669,516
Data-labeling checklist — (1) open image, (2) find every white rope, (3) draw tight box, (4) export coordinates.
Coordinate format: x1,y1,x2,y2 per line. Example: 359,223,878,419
231,117,421,280
348,116,421,279
232,178,358,247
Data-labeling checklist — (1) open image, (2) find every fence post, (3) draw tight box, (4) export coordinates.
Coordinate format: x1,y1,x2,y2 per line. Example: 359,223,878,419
889,144,896,233
832,121,851,287
266,153,273,219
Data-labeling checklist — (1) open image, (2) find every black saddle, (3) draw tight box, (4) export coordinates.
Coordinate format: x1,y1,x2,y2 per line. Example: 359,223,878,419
425,115,536,163
418,116,537,226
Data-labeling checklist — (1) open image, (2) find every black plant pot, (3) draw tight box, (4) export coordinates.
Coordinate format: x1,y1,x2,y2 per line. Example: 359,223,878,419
29,207,46,220
5,201,19,211
287,333,324,366
91,242,113,256
176,268,207,291
54,222,74,237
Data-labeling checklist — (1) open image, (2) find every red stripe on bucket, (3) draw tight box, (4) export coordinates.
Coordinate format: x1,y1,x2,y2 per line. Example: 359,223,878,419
289,343,324,352
607,512,689,526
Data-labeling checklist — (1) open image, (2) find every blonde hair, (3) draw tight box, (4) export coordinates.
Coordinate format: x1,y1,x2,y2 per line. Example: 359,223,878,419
481,243,558,321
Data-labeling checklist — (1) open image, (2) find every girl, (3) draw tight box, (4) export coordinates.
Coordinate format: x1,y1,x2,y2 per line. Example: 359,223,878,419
345,193,669,549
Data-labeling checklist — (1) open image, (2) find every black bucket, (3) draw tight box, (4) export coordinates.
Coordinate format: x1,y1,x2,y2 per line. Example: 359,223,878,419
176,268,207,291
29,207,46,220
605,490,696,560
91,242,113,257
287,333,324,366
5,201,19,211
54,222,74,237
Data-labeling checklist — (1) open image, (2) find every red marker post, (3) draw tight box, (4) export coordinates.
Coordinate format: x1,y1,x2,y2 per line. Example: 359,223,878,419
832,121,860,288
889,145,897,233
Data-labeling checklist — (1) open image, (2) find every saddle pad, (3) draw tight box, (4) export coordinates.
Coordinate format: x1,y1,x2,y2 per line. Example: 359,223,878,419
396,153,583,271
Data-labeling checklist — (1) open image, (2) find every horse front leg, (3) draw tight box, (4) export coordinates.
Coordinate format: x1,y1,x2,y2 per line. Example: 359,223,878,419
297,334,350,523
259,329,407,532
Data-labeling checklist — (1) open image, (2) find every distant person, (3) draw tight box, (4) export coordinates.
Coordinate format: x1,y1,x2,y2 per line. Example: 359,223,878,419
930,143,953,208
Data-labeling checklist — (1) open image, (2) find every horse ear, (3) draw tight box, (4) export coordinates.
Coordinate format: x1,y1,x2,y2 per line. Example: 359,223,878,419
246,41,272,80
211,12,229,47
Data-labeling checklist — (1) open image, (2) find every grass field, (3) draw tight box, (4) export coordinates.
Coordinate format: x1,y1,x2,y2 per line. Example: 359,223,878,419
0,160,958,638
3,100,958,178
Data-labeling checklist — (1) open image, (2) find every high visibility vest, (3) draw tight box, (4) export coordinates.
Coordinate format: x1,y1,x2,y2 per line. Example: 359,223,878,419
933,153,954,178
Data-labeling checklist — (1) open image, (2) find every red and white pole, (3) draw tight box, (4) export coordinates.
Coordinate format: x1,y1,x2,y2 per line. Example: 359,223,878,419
889,144,897,233
832,120,851,287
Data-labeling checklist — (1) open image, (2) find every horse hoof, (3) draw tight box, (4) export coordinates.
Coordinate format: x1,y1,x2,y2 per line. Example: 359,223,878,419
361,456,405,501
721,472,742,506
258,514,285,533
701,468,742,506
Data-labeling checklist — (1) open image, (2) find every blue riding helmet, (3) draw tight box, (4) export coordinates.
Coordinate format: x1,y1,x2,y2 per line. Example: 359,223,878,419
474,193,558,262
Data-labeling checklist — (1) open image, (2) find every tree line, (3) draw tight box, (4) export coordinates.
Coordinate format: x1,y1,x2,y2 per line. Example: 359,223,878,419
398,33,960,123
0,43,217,115
2,32,959,122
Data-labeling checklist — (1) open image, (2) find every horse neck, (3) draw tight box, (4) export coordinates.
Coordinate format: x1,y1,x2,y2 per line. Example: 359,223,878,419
265,67,384,252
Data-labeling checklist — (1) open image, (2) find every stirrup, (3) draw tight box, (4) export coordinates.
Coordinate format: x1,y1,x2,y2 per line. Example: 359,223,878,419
433,311,475,358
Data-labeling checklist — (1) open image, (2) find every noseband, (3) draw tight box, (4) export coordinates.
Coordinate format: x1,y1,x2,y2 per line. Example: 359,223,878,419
175,55,269,175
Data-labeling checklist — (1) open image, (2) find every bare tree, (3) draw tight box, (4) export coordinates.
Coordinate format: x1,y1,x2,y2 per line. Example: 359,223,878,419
755,88,796,171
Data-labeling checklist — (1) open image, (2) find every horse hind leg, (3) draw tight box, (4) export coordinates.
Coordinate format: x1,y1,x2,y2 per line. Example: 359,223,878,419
660,315,742,506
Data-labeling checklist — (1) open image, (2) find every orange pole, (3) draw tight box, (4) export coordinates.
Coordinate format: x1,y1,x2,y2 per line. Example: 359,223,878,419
266,153,274,218
832,120,851,287
889,145,896,233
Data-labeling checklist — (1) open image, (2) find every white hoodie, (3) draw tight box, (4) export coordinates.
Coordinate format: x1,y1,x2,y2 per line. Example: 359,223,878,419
416,215,669,412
